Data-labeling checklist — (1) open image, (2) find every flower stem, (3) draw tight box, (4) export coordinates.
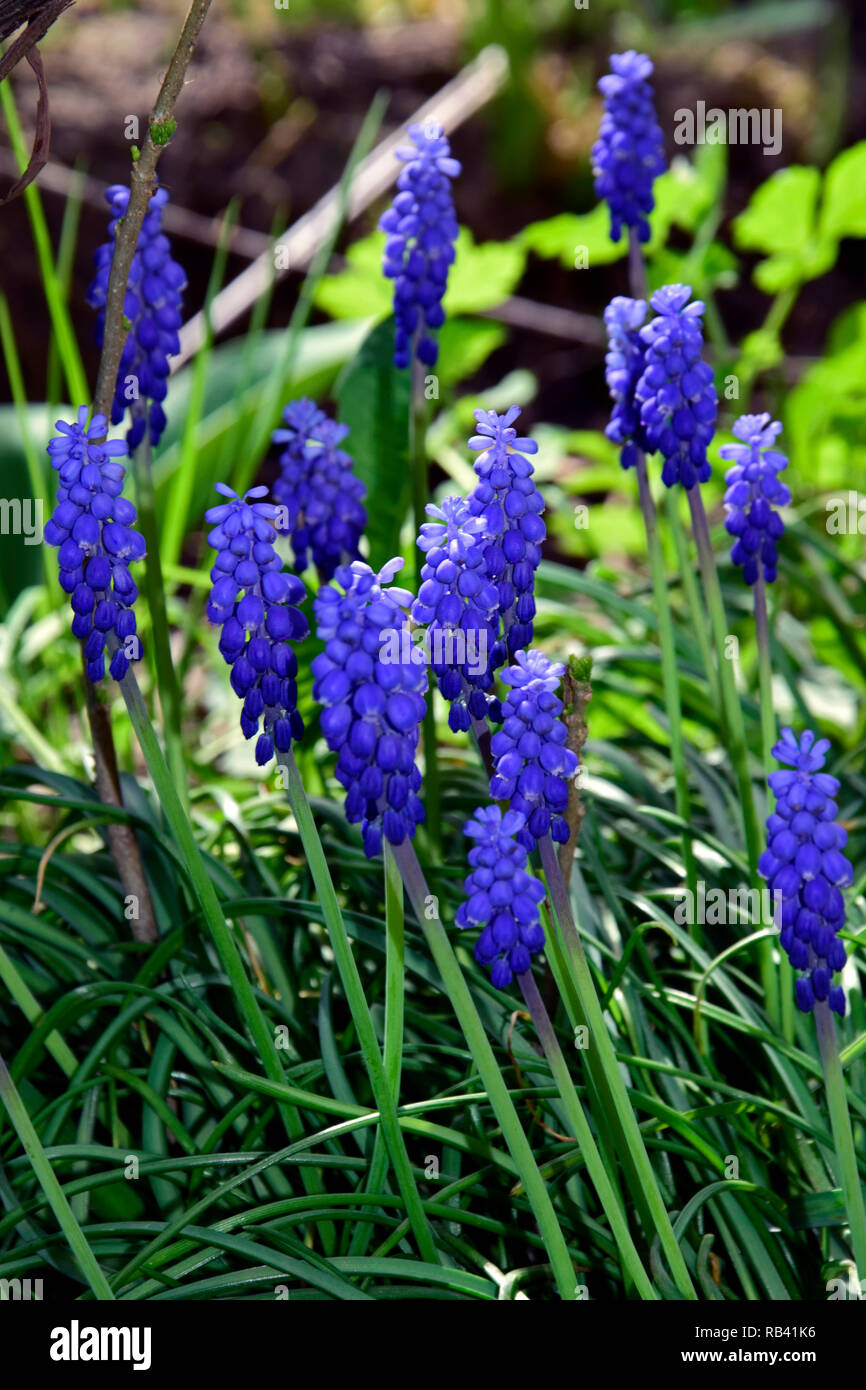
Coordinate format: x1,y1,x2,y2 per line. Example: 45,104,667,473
391,838,578,1298
687,487,761,879
815,1001,866,1285
635,450,699,922
518,970,657,1298
348,844,406,1258
537,834,697,1299
133,436,188,809
279,753,440,1265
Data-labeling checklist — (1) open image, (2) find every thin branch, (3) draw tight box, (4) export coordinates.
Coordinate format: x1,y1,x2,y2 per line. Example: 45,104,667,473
92,0,213,419
83,0,214,945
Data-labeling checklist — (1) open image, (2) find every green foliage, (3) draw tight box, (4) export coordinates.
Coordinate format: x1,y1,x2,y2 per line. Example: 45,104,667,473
733,142,866,292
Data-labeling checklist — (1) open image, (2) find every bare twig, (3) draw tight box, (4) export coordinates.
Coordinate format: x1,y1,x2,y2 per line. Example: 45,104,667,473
83,0,214,945
557,657,593,891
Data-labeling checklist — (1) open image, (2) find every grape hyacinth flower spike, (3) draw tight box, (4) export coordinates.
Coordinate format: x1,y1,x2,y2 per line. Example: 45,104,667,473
412,496,500,732
635,284,717,489
313,558,426,857
271,398,367,580
592,50,666,245
44,407,145,682
467,405,546,672
759,729,852,1016
720,413,791,586
379,121,460,368
87,183,186,450
603,295,649,470
456,806,547,989
489,650,578,851
206,484,308,764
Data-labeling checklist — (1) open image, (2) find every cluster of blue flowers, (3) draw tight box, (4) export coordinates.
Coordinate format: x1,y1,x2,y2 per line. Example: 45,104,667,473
87,184,186,450
467,406,546,670
271,399,367,580
380,122,460,368
456,806,547,988
603,295,648,470
412,496,500,732
759,729,852,1016
635,285,717,490
44,408,145,683
313,559,426,857
489,650,578,852
206,484,308,764
592,50,666,245
720,413,790,586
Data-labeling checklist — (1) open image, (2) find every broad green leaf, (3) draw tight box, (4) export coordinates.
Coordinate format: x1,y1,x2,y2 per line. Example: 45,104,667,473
819,141,866,242
434,318,507,388
647,146,727,251
442,228,527,314
335,317,412,570
314,232,392,323
731,165,834,290
520,203,626,268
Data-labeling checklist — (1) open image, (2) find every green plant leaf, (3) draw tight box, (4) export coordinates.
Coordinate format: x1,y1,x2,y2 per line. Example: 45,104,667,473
335,317,412,569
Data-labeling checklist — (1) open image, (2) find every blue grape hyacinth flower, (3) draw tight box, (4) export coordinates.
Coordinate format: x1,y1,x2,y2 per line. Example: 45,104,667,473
87,184,186,450
412,496,500,732
758,729,852,1017
379,121,460,368
467,406,546,674
271,398,367,580
603,295,649,470
206,484,308,764
455,806,547,989
312,558,426,857
592,50,666,245
635,284,717,489
44,408,145,683
720,413,791,585
489,650,578,851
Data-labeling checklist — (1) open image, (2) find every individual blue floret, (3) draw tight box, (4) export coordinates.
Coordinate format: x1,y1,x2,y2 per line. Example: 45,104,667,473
455,806,547,989
87,184,186,450
379,122,460,368
206,484,308,764
44,407,145,683
758,728,852,1017
720,413,790,585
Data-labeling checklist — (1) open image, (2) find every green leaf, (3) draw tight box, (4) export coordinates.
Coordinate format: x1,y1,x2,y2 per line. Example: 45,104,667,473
442,228,527,314
520,203,626,268
434,318,507,388
819,141,866,242
732,166,835,291
315,226,527,326
647,146,727,251
335,317,412,569
314,232,393,323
